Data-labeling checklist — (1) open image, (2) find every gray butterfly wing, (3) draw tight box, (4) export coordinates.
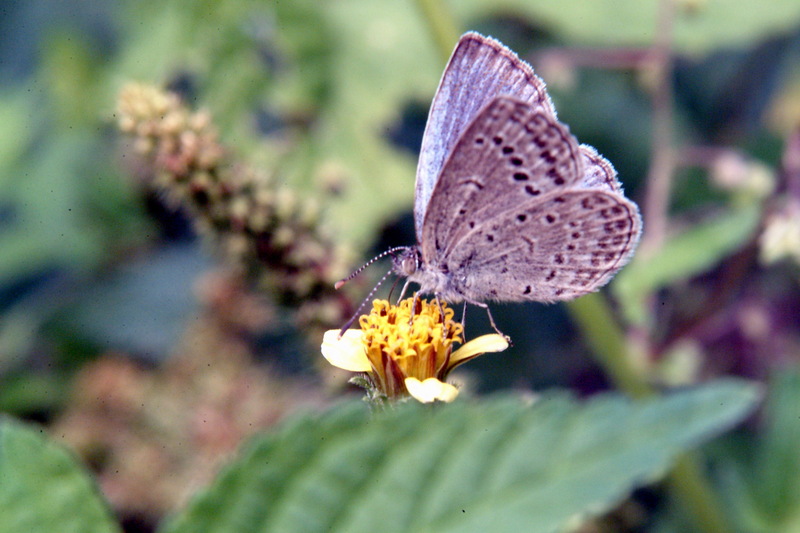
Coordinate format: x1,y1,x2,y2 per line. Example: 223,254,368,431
579,144,623,193
438,189,642,302
414,32,555,242
419,97,642,302
420,96,583,261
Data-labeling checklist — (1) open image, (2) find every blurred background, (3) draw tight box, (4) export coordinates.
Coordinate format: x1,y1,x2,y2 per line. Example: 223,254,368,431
2,0,800,531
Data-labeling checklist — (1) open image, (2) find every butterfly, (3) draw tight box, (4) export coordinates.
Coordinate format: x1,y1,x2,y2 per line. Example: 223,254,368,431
340,32,642,334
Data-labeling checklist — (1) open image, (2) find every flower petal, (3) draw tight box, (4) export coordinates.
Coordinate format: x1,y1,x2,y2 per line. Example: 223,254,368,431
405,377,459,403
321,329,371,372
449,334,509,366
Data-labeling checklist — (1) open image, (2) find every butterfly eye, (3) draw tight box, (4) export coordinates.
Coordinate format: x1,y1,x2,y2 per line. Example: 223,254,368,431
403,254,418,275
391,249,419,277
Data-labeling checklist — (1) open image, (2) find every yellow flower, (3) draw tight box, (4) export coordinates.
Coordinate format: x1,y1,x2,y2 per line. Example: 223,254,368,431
321,298,509,404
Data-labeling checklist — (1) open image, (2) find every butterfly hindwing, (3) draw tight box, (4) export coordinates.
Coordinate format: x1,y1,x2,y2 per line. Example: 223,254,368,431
579,145,623,193
435,189,642,302
420,96,583,262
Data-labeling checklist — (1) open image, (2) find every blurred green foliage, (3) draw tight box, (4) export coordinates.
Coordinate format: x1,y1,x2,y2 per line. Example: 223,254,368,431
1,0,800,532
714,369,800,532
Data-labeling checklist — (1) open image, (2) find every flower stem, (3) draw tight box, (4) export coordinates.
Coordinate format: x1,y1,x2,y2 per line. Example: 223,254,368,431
567,293,730,533
566,294,652,398
667,455,731,533
412,0,460,63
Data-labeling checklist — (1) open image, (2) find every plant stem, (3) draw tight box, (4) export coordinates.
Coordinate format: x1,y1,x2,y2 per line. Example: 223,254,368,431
412,0,460,63
667,455,732,533
640,0,677,257
567,294,730,533
567,294,653,398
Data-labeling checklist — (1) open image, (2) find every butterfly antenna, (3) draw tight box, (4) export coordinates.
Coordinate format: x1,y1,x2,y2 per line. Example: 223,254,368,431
338,267,395,338
334,246,408,290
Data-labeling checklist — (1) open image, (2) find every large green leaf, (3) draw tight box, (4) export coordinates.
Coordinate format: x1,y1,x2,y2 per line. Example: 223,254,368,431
161,380,758,533
0,417,120,533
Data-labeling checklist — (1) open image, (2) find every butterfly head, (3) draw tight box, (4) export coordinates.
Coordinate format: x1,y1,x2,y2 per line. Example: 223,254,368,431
391,246,421,278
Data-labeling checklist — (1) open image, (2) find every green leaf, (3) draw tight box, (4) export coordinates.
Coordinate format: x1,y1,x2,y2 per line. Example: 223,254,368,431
0,373,69,416
453,0,800,53
161,380,759,533
0,417,120,533
613,203,762,326
715,367,800,533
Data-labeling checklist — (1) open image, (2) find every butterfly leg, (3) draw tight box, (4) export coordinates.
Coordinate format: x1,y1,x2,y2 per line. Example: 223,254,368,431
408,291,420,325
468,300,512,344
386,275,403,303
397,279,413,304
434,294,452,338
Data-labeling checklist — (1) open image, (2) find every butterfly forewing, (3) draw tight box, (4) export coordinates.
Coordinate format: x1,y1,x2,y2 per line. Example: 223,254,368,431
414,32,555,241
420,97,583,261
